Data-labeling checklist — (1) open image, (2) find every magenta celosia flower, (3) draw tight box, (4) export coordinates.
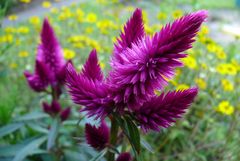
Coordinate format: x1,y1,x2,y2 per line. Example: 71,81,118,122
116,152,132,161
25,18,67,92
66,49,113,120
85,121,110,150
108,10,207,109
66,8,207,131
134,88,198,132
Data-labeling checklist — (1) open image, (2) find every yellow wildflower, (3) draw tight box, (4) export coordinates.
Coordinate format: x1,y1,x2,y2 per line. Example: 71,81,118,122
0,34,13,43
19,0,31,3
152,24,163,32
29,16,40,25
9,63,18,69
182,56,197,69
221,79,233,91
198,25,209,36
73,42,84,48
172,10,183,19
207,43,217,53
96,0,108,5
216,50,226,59
100,62,105,69
231,59,240,71
76,9,85,22
42,1,51,8
157,12,167,20
63,49,76,59
195,78,207,90
200,63,208,70
50,8,59,14
85,27,94,34
8,15,18,21
112,37,117,43
86,13,97,23
18,51,29,58
17,26,29,34
142,10,148,24
216,63,237,75
4,27,16,33
216,101,234,115
177,84,189,90
144,24,154,35
125,6,135,12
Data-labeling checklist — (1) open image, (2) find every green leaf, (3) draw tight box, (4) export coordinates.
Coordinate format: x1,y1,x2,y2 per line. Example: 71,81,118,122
47,118,60,150
115,115,142,161
14,111,48,122
0,123,23,138
140,138,154,153
27,122,48,134
0,136,41,157
124,116,141,154
90,148,107,161
13,136,47,161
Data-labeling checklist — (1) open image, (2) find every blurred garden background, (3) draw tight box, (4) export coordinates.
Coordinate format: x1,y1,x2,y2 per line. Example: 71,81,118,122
0,0,240,161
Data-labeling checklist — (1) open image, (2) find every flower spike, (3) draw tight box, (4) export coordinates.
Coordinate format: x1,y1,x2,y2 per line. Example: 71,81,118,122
134,87,198,132
66,61,113,120
108,10,207,109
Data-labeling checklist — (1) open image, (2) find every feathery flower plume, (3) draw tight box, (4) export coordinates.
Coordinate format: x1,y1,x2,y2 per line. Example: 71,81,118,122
135,88,198,132
85,121,110,150
108,10,207,109
66,8,207,130
66,50,113,120
25,18,67,92
116,152,132,161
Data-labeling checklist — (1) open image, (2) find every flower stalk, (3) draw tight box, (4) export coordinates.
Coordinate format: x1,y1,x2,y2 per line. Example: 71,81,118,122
107,116,119,161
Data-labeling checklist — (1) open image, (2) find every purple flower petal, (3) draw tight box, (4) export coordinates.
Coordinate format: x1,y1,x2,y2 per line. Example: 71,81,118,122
24,60,49,92
81,49,103,81
113,8,145,62
66,63,113,120
134,87,198,132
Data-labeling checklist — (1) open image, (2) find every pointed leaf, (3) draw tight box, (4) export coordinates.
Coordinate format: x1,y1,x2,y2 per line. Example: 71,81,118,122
124,116,141,154
90,148,107,161
0,123,23,138
14,111,48,122
140,138,154,153
13,136,47,161
47,118,60,150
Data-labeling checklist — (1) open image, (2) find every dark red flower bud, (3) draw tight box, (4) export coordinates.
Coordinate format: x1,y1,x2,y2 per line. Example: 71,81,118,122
85,121,110,151
51,100,61,114
60,107,71,121
116,152,132,161
42,102,51,114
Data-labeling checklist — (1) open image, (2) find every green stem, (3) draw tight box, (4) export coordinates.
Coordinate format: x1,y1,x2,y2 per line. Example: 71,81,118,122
107,116,119,161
